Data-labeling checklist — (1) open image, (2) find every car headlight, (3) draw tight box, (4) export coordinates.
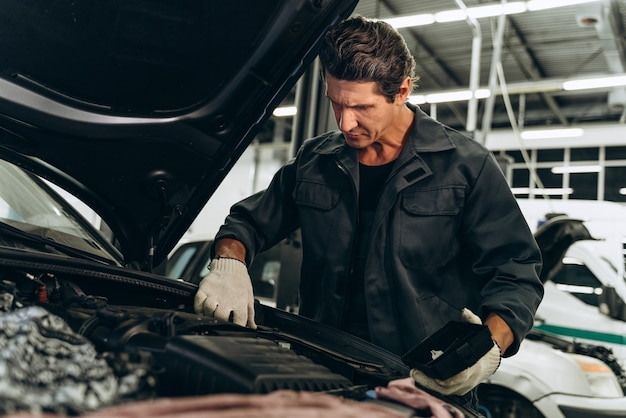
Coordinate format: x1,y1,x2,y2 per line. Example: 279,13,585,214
570,353,623,398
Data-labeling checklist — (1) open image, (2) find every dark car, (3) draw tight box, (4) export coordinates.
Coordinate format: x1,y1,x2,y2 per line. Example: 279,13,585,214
0,1,477,417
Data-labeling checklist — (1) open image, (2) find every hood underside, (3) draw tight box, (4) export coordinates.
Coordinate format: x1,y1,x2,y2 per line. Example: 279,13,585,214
533,215,597,283
0,0,358,269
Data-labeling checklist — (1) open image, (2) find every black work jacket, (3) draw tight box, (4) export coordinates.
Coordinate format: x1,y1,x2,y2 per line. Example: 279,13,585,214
215,104,544,356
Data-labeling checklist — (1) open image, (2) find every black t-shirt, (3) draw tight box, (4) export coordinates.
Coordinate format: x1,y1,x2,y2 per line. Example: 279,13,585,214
344,160,395,340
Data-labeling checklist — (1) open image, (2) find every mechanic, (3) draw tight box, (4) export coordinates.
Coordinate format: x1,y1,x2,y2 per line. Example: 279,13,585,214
194,15,543,410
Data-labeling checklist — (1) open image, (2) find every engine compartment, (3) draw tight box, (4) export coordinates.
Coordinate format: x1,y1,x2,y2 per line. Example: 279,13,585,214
0,262,387,415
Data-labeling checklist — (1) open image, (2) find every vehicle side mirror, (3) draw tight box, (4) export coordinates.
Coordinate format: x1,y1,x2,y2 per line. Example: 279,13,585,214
598,285,626,321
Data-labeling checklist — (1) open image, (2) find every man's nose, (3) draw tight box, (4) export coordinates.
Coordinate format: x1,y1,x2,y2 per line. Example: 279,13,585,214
339,110,357,132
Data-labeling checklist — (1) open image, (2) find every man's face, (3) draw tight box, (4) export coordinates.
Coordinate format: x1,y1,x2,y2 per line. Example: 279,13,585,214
325,73,400,150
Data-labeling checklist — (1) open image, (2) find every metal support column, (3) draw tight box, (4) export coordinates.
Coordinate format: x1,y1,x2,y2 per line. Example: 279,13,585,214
477,1,508,144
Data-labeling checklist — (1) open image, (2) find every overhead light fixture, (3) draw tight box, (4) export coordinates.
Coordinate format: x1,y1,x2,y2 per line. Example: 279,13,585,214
384,14,435,29
426,90,473,103
408,95,427,105
520,128,584,140
272,106,297,117
404,73,625,106
619,188,626,195
384,0,599,29
527,0,600,12
415,89,490,104
511,187,574,196
551,165,601,174
562,75,626,91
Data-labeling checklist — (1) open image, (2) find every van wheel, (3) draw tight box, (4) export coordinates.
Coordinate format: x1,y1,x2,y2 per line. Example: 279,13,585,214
477,384,543,418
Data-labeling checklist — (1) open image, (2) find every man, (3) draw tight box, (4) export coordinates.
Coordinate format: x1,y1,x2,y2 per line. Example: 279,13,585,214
194,15,543,409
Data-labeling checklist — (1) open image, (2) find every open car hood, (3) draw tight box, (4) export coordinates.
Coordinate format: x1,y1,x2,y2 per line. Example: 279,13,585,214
533,215,597,283
0,0,357,268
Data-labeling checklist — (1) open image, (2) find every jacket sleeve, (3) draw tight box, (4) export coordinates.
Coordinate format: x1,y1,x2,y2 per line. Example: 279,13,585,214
463,153,544,357
213,154,300,266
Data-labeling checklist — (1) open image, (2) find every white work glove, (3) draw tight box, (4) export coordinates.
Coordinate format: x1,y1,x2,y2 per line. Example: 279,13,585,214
194,257,257,329
410,308,501,396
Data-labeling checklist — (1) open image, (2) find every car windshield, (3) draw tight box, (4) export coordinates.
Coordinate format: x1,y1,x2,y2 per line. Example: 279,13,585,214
0,158,121,264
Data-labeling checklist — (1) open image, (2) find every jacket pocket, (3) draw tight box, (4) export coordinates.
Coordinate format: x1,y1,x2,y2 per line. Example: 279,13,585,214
294,180,341,210
399,187,464,268
294,181,345,256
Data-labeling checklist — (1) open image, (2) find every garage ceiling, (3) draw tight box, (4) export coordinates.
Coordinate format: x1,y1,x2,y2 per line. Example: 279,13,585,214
349,0,626,135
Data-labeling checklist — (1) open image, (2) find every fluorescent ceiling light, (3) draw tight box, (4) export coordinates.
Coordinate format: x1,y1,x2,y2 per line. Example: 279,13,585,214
384,14,435,29
475,89,491,99
426,90,473,103
551,165,601,174
408,95,426,105
434,9,469,23
273,106,297,117
423,89,491,104
386,1,591,28
527,0,600,12
521,128,584,140
511,187,574,196
562,75,626,91
407,73,625,106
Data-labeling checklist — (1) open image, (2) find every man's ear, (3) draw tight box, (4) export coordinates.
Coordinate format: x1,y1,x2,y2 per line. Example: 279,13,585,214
396,76,412,104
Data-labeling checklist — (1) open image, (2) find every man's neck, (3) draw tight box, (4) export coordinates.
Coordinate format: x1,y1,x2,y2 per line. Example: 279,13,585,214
358,106,414,166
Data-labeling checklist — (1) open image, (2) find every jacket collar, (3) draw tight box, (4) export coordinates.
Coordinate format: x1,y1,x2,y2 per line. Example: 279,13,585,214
404,102,456,153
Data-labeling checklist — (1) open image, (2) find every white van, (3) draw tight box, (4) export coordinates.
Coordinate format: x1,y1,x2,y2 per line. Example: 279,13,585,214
521,218,626,380
475,212,626,417
516,199,626,364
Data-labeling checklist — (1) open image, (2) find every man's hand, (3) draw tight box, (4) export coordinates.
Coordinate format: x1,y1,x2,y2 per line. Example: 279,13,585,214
410,308,501,396
194,257,257,329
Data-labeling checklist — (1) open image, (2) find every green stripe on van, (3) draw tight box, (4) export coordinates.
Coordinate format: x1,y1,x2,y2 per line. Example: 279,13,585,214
533,324,626,345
